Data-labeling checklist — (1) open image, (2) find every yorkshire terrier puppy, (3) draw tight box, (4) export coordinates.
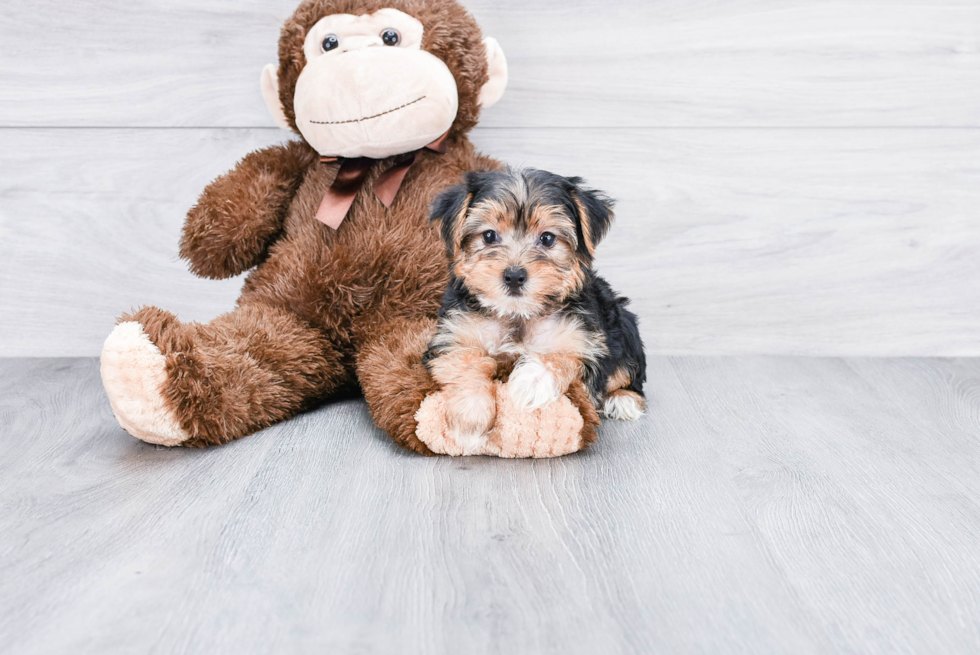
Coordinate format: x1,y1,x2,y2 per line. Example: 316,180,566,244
424,168,646,453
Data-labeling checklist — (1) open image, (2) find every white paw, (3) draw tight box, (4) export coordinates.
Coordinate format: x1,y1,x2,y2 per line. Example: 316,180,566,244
508,358,561,411
100,322,190,446
603,391,646,421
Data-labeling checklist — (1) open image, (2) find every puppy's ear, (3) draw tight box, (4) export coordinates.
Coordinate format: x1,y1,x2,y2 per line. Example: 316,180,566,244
567,177,615,257
430,171,500,255
429,183,472,256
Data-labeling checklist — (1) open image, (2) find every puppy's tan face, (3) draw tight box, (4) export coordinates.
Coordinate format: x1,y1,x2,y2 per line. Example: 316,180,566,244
451,196,586,318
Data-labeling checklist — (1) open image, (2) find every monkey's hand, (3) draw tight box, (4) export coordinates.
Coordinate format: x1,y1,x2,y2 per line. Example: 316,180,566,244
179,141,317,279
415,379,598,458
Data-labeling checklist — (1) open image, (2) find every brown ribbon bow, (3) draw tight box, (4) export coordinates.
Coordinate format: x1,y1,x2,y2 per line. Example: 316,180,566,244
315,132,449,229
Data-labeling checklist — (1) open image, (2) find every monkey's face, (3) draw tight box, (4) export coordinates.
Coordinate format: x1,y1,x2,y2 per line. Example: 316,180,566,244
452,193,587,319
263,4,508,160
294,9,455,158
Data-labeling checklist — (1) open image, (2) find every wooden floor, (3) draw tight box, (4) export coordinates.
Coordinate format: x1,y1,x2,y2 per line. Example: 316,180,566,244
2,357,979,654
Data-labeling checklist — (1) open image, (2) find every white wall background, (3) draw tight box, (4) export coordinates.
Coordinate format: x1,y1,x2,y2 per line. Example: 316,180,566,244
1,0,978,357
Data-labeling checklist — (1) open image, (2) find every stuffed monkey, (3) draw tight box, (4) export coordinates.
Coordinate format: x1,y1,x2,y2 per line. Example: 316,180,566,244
100,0,599,456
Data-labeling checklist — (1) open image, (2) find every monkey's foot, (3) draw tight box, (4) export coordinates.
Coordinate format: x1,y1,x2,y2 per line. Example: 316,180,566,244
415,380,589,458
101,321,190,447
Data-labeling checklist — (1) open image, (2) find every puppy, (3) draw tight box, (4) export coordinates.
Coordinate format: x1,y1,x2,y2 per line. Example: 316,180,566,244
424,168,646,453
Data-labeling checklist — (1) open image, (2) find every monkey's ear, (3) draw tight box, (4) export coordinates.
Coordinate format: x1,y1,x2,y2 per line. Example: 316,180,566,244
261,64,292,130
568,178,615,257
478,38,508,109
430,184,473,254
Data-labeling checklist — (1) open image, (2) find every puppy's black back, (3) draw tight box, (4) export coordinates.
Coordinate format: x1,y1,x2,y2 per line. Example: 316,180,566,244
568,271,646,400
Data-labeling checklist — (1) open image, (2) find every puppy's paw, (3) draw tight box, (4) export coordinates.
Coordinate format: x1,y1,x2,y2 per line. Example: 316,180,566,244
508,358,561,412
603,390,646,421
445,388,496,455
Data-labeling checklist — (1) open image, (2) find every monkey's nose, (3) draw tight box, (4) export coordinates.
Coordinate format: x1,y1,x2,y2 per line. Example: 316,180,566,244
503,266,528,294
341,35,384,52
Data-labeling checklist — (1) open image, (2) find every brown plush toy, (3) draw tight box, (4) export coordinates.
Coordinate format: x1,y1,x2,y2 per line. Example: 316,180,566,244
100,0,598,457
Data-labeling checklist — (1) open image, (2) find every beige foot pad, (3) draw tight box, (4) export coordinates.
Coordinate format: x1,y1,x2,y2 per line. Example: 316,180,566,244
100,321,190,447
416,380,586,458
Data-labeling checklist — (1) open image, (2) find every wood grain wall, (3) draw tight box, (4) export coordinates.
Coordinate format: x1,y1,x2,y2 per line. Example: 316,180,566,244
1,0,978,357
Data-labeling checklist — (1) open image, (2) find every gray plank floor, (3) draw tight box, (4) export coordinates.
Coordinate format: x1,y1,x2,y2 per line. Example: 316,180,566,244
1,357,979,654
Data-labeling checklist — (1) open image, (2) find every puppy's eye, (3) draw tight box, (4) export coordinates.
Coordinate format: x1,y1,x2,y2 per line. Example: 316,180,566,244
539,232,557,248
322,35,340,52
381,29,401,46
482,230,498,245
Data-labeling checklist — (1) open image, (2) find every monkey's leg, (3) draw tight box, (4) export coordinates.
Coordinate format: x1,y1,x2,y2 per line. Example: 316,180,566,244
101,303,347,447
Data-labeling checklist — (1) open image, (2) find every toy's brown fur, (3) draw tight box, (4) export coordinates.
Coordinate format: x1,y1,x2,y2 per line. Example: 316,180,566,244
113,0,595,452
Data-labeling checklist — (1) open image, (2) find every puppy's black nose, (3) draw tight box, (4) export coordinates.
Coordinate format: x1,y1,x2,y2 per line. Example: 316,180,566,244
503,266,528,293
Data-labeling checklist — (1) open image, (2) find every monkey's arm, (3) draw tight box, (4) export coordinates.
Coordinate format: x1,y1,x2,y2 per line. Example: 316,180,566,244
179,140,317,279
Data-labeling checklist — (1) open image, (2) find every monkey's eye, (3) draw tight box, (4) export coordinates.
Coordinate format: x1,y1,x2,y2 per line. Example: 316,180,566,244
482,230,498,245
539,232,557,248
381,29,401,46
321,35,340,52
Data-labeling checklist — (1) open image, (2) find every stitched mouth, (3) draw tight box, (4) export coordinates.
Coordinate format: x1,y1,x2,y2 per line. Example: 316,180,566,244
310,96,427,125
